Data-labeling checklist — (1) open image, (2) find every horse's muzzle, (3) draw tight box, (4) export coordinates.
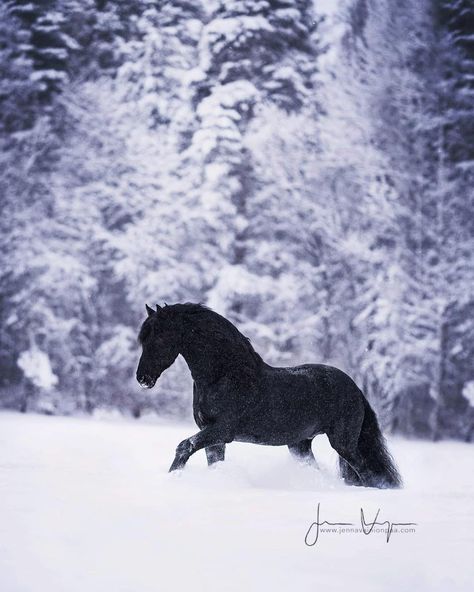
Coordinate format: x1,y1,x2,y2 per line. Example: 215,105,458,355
137,374,158,389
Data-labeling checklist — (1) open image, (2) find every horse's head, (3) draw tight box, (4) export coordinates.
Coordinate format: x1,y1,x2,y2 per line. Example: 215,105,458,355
136,304,181,389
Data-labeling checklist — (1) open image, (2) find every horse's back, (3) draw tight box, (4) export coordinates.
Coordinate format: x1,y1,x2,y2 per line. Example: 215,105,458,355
263,362,360,397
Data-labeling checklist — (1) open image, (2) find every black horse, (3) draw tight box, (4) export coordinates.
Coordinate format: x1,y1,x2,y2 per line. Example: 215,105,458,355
136,303,401,488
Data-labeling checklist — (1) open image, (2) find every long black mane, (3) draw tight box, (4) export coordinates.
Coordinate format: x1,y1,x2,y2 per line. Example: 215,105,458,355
175,303,263,370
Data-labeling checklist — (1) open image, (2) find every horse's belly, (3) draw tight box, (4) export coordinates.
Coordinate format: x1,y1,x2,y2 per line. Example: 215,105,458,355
234,433,291,446
234,422,321,446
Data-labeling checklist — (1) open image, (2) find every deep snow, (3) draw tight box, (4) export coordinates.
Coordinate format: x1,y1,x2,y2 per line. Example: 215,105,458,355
0,412,473,591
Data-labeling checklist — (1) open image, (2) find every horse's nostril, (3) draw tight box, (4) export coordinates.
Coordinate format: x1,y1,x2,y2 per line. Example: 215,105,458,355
137,373,155,388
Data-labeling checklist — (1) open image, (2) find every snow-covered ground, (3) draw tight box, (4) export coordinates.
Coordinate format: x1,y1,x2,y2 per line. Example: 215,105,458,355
0,412,473,592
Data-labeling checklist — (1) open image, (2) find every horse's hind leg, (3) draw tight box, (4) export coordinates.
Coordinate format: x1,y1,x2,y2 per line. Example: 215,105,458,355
326,401,371,486
205,444,225,466
328,431,368,486
327,422,372,487
288,439,318,468
339,457,362,486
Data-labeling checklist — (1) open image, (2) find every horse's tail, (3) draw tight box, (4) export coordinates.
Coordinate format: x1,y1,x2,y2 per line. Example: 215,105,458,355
340,396,402,489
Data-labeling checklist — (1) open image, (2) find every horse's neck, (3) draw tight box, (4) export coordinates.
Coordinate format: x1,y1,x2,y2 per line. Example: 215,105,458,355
180,330,261,386
180,336,223,384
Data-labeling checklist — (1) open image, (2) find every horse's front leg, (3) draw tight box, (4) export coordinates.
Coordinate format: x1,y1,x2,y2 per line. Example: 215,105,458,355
205,444,225,466
169,423,234,472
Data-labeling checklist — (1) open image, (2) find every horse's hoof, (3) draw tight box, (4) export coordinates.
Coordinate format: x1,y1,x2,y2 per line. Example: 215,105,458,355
169,454,188,472
169,455,184,471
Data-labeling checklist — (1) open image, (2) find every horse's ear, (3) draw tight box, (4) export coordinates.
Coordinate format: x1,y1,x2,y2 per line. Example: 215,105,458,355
146,304,154,317
155,304,162,312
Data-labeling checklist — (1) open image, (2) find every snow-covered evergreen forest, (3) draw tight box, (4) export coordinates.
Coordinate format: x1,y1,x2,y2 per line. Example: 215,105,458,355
1,0,473,440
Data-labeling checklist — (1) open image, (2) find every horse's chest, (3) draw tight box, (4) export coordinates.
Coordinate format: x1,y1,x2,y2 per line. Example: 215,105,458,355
194,405,216,429
195,409,206,425
193,390,219,426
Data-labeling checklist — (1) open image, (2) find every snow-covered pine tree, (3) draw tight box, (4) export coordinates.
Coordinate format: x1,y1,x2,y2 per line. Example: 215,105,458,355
7,0,79,103
429,0,474,439
342,0,442,430
1,1,100,413
190,0,320,342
